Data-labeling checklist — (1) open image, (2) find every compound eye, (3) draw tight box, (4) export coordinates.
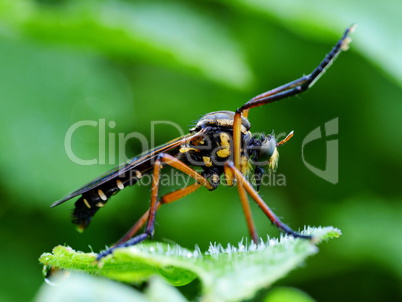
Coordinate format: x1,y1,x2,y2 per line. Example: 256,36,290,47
258,136,277,162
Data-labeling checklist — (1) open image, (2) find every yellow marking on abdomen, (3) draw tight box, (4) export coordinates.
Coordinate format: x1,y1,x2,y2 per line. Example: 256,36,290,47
83,198,91,209
98,189,107,201
135,170,143,179
116,179,124,190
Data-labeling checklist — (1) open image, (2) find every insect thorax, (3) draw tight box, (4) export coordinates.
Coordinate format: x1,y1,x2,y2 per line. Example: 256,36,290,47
190,111,251,134
179,111,253,181
181,111,280,188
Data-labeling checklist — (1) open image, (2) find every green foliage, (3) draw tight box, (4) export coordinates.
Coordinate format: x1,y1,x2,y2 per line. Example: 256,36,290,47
0,0,401,301
231,0,402,87
0,0,253,89
39,227,340,301
35,274,188,302
263,286,316,302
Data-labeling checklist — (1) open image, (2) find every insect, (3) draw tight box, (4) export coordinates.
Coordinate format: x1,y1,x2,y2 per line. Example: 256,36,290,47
52,26,354,260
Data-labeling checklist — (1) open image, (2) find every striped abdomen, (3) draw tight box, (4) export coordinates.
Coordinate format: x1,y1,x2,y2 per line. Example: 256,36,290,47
73,170,147,232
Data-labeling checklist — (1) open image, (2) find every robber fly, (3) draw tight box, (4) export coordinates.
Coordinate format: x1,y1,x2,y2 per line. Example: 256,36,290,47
52,26,354,260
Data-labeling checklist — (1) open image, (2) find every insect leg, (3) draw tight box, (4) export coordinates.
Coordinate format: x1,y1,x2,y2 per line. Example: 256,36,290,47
114,183,202,246
238,25,355,112
226,161,311,239
97,159,164,260
97,154,213,260
227,164,259,243
233,111,242,170
233,27,354,176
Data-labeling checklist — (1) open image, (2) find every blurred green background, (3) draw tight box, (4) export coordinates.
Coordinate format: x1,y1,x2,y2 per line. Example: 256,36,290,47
1,0,401,301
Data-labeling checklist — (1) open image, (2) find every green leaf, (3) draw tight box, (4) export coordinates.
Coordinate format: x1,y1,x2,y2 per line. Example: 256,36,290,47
145,277,188,302
39,226,340,302
35,273,186,302
263,286,316,302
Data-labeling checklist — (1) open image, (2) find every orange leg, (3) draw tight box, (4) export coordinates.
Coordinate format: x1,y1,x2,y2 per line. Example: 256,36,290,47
114,183,202,246
97,154,212,260
236,173,259,243
225,161,311,239
224,162,258,243
233,111,242,171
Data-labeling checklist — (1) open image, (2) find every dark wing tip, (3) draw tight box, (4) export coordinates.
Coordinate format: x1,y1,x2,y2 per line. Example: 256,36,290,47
50,193,77,208
50,199,68,208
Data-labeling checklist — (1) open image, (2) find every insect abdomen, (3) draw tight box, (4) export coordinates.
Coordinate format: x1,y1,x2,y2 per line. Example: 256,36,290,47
72,178,134,232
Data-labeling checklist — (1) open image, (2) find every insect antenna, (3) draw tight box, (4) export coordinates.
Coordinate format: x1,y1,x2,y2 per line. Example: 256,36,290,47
277,131,294,147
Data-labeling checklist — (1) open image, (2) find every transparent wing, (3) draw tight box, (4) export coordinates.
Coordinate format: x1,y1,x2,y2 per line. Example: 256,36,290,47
51,132,198,207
